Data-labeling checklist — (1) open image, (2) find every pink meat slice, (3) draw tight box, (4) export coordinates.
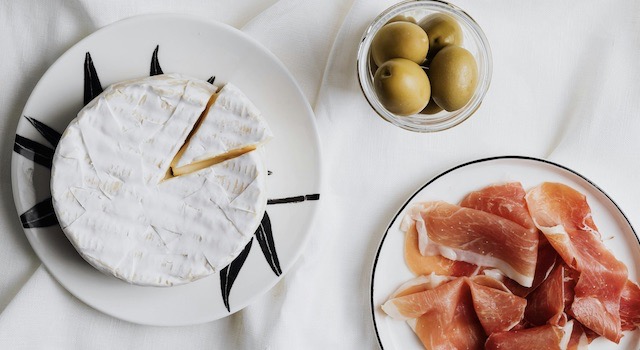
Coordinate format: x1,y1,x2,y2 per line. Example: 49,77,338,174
389,273,453,299
485,325,564,350
402,201,538,287
620,279,640,331
382,278,485,349
460,182,560,297
382,277,467,320
383,275,526,347
526,182,628,343
564,320,589,350
525,264,567,327
499,243,558,298
460,182,537,235
468,276,526,334
404,224,479,278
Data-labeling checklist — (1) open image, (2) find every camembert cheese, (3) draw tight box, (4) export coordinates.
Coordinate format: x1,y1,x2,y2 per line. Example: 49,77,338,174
51,74,270,286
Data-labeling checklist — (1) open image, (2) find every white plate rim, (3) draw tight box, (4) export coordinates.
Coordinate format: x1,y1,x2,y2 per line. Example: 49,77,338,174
370,155,639,349
11,13,323,326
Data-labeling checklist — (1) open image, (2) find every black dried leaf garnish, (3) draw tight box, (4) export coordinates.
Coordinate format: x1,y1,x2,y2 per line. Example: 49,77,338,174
150,45,163,76
207,76,216,85
84,52,103,106
220,238,253,312
24,116,61,147
20,197,58,228
14,135,54,169
255,212,281,276
267,194,320,205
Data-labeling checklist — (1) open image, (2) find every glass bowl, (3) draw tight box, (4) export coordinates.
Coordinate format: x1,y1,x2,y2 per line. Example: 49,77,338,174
357,0,492,132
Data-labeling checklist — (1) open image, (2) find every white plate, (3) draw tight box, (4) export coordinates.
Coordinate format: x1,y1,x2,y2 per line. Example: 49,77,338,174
11,14,321,326
371,156,640,349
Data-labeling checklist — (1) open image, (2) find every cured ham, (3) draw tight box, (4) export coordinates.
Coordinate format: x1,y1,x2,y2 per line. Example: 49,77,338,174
385,180,640,349
402,201,538,287
383,275,526,347
562,320,589,350
468,276,526,334
526,183,628,342
460,182,537,235
499,243,558,298
389,273,453,298
620,279,640,331
382,277,467,320
485,325,564,350
404,225,479,277
382,278,485,349
460,182,560,297
525,264,567,327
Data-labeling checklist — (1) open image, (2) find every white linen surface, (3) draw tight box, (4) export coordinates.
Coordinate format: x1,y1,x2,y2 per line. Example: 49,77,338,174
1,0,639,348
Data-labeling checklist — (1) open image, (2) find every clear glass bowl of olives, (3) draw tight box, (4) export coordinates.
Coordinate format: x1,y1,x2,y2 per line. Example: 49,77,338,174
357,0,492,132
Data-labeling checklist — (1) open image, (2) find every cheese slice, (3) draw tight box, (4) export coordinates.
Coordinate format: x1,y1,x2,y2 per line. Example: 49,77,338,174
171,83,273,176
51,74,268,286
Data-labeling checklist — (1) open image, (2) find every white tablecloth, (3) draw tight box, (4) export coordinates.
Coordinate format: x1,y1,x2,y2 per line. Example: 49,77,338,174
1,0,639,348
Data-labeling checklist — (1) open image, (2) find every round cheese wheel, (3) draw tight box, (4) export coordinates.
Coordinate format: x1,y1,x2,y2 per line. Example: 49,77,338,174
51,74,270,286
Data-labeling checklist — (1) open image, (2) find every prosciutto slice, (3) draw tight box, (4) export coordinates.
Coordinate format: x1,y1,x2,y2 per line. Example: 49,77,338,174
460,182,537,235
468,276,526,334
485,325,564,350
526,182,628,342
404,225,479,277
402,201,538,287
382,278,467,320
525,264,567,327
620,279,640,331
499,243,558,298
382,278,485,349
389,273,453,298
384,275,526,347
562,320,589,350
461,183,558,297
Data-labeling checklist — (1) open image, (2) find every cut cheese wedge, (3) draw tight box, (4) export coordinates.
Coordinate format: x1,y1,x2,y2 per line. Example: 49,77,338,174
51,74,270,286
170,83,273,176
171,145,256,177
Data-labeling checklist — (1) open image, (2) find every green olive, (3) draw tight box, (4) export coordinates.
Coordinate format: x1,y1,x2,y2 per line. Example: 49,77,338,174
418,14,463,59
429,46,478,112
388,15,417,24
420,98,443,115
371,22,429,66
374,58,430,116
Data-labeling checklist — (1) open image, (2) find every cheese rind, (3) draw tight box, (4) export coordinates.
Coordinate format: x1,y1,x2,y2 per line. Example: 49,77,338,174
51,74,267,286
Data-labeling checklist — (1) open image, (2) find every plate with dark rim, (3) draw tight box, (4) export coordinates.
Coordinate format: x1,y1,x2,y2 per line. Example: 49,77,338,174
11,14,322,326
370,156,640,349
